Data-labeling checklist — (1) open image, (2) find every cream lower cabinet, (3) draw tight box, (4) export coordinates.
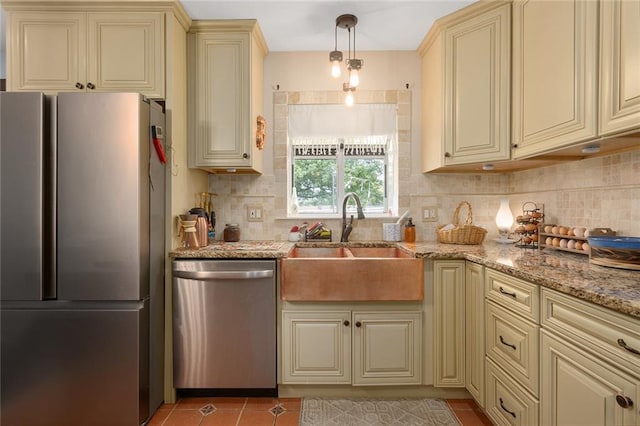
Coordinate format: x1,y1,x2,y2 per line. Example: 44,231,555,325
282,309,422,386
599,0,640,136
465,261,485,407
512,0,599,158
484,268,540,425
420,1,511,172
433,260,465,387
540,288,640,426
6,10,164,98
188,21,267,173
541,331,639,426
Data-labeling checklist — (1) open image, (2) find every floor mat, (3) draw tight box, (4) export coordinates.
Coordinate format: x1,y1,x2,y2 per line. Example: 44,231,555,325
299,398,461,426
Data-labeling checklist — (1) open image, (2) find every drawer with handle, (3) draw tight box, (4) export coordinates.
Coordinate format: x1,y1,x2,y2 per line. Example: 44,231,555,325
541,287,640,374
486,301,540,397
486,358,539,426
485,268,539,322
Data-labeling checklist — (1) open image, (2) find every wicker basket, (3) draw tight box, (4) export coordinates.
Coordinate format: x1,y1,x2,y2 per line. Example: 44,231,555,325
437,201,487,245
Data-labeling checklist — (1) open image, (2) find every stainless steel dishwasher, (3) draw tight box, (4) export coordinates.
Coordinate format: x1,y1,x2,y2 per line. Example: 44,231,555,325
172,259,276,392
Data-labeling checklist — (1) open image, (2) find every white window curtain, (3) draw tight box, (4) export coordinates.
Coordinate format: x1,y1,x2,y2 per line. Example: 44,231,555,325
288,104,397,138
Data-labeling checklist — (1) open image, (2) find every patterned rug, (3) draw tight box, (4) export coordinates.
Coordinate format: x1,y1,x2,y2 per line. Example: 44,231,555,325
299,398,460,426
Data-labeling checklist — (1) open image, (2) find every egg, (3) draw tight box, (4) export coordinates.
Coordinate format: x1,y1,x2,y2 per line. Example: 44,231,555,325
574,241,583,250
532,212,542,219
567,240,576,249
525,223,537,232
552,237,560,247
559,239,568,248
545,237,553,246
582,242,590,252
523,236,532,244
558,226,569,235
573,227,585,237
531,234,539,242
551,226,559,234
544,225,553,233
584,229,590,237
567,228,575,236
516,225,526,233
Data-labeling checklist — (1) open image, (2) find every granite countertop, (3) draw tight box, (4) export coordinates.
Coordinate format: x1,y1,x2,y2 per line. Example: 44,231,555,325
170,240,640,319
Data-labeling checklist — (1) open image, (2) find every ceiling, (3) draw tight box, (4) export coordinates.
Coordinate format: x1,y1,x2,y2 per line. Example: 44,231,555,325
180,1,475,52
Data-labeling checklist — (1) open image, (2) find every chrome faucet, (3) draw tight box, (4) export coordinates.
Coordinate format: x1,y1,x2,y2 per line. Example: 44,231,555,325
340,192,366,242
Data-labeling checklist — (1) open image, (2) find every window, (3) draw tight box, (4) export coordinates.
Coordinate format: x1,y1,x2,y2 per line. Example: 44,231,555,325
287,104,397,217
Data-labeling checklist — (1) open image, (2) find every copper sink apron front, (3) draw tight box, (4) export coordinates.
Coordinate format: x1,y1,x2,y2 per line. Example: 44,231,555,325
280,256,424,302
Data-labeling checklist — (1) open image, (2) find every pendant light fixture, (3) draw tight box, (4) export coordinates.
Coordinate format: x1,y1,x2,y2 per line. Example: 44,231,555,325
329,14,363,106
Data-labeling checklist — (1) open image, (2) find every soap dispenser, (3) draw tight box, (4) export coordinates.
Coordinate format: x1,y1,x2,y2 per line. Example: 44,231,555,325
404,218,416,242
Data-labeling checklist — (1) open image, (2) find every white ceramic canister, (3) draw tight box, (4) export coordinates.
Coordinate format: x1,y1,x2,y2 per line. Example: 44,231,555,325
382,223,401,241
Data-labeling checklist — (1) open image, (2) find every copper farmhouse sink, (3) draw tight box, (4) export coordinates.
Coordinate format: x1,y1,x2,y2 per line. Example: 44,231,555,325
281,245,423,302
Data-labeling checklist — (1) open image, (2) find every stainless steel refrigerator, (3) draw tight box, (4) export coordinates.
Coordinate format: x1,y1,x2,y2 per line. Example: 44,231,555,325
0,92,166,426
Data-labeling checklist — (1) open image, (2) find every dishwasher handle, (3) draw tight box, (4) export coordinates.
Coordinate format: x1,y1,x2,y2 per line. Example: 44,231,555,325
174,269,274,281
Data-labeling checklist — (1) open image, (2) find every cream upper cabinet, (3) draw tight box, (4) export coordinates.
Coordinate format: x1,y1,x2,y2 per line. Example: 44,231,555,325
188,21,267,174
420,2,511,172
599,0,640,136
433,260,465,387
465,262,485,407
281,309,422,386
7,11,164,98
512,0,599,159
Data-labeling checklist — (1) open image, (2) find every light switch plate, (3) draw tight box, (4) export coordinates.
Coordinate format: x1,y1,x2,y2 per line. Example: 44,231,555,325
422,206,438,222
247,204,263,222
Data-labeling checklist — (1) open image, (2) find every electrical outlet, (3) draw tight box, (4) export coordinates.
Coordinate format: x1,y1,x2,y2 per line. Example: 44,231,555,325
247,205,263,222
422,206,438,222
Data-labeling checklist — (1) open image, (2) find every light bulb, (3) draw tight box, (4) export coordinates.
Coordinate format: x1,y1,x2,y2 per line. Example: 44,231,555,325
349,69,360,88
345,91,354,107
331,61,341,78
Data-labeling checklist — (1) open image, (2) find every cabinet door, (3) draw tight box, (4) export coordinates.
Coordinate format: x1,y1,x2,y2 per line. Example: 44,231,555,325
465,262,485,407
7,12,87,92
352,311,422,386
87,13,164,99
599,0,640,136
541,330,640,426
434,260,465,387
443,3,511,165
512,0,598,159
189,31,252,169
281,311,351,384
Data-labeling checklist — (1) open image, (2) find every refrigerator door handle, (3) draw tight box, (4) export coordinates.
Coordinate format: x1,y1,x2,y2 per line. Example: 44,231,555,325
173,270,274,281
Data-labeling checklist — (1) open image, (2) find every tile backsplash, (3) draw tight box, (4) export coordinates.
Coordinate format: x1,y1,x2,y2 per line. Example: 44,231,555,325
207,89,640,241
208,149,640,241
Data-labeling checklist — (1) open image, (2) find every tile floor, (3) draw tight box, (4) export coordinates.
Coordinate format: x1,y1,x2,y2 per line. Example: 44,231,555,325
147,397,493,426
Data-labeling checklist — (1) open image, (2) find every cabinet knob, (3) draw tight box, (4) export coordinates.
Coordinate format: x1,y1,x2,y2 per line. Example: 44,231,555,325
355,321,362,327
444,152,451,158
75,82,84,90
512,143,519,149
243,153,249,159
87,83,95,90
343,320,350,327
616,395,634,409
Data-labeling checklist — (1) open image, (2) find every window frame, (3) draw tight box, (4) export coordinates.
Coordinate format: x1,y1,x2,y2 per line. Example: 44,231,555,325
289,136,394,218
